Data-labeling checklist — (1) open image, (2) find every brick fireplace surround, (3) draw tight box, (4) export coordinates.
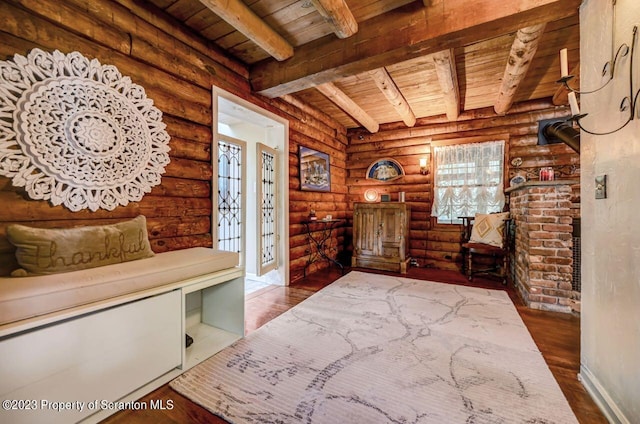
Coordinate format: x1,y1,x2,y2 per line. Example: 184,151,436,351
506,180,580,313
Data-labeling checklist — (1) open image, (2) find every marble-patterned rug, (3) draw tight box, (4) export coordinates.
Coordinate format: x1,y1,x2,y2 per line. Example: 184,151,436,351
170,271,578,423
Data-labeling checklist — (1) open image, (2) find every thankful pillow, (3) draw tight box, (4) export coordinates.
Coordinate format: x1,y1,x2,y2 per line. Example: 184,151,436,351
469,212,509,248
6,215,154,276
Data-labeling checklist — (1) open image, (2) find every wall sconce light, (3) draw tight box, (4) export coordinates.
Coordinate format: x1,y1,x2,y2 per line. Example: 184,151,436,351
419,157,429,175
556,2,639,136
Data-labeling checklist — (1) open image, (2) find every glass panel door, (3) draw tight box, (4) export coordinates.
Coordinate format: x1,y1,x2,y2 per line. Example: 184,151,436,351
257,143,277,275
217,136,245,264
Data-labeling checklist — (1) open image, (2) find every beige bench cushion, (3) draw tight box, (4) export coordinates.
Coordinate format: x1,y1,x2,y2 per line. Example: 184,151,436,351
0,247,239,326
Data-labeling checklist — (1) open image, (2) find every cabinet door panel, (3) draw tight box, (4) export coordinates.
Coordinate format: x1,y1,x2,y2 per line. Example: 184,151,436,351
380,208,402,244
354,207,378,256
382,245,400,258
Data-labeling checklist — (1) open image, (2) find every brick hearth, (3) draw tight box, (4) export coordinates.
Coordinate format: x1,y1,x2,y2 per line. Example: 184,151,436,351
506,181,580,313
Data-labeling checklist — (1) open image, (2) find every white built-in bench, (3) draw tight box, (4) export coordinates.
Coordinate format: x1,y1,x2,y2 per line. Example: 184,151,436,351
0,247,244,424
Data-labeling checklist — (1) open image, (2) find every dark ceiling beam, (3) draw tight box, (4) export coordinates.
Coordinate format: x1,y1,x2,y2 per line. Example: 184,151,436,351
251,0,581,97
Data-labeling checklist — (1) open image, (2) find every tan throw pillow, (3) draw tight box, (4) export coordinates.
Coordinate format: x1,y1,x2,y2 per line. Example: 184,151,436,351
469,212,509,248
7,215,154,276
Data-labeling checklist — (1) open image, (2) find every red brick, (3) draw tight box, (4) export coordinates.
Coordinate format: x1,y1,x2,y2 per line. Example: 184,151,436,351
530,187,554,194
542,273,565,281
543,240,571,248
528,294,559,304
556,249,573,258
543,209,572,216
529,231,557,239
542,224,573,233
546,257,572,265
526,216,559,224
529,279,559,288
542,288,572,297
530,263,558,272
558,281,574,291
529,201,560,209
530,247,558,256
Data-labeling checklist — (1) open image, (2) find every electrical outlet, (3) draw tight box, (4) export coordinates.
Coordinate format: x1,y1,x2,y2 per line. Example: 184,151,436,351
595,175,607,199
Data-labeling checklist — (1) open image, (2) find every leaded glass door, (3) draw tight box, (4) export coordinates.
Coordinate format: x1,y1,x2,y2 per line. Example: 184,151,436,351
217,136,245,263
257,143,278,275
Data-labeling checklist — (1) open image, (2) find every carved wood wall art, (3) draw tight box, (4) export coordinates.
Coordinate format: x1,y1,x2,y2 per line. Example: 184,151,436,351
0,49,170,211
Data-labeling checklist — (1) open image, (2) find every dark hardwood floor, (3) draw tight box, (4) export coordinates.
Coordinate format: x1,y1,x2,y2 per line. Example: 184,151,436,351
103,267,607,424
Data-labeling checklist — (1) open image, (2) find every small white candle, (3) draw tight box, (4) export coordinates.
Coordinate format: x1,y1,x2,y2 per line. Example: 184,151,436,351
560,48,569,77
568,92,580,115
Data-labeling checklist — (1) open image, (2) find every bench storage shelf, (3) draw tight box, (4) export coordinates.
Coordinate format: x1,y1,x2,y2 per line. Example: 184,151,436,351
0,248,244,424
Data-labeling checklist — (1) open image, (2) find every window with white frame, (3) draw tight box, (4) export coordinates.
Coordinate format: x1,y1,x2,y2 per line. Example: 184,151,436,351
431,140,505,223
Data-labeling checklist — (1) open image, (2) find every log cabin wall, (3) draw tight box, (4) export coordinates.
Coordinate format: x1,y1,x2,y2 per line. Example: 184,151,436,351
0,0,348,279
346,99,580,272
283,96,349,282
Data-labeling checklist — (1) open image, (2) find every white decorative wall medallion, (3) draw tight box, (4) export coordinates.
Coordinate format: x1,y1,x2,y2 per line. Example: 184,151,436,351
0,49,171,211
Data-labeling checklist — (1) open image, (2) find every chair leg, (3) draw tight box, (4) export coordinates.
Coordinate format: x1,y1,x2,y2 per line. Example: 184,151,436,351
467,251,473,280
502,253,508,285
461,248,467,275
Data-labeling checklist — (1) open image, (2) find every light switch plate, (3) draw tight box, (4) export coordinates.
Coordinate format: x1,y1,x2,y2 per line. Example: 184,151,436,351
595,175,607,199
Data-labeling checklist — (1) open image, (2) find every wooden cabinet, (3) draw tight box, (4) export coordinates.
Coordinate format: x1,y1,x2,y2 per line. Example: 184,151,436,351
352,202,410,273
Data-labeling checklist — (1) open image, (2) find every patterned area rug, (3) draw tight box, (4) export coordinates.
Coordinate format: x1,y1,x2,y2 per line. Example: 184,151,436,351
170,271,578,423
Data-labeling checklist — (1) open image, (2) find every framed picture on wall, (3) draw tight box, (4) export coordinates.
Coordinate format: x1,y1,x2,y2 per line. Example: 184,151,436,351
299,146,331,192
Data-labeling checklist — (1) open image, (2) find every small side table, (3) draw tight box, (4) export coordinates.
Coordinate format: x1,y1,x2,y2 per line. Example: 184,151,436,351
302,219,344,276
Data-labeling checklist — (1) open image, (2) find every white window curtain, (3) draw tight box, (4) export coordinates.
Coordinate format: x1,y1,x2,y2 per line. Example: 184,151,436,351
431,140,505,223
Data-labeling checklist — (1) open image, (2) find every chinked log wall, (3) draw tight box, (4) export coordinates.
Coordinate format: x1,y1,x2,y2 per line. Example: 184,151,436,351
0,0,348,279
346,99,580,271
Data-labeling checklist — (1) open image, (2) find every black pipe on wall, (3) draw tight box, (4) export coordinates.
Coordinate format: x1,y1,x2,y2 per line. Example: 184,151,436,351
542,121,580,153
537,118,580,152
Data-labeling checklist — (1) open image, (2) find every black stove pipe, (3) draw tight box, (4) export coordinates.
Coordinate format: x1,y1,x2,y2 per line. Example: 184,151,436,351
543,121,580,153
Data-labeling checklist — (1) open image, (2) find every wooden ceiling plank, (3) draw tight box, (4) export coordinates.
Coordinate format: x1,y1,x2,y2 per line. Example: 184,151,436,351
494,24,547,115
316,82,380,133
251,0,580,97
311,0,358,39
368,68,416,127
432,49,460,121
198,0,294,61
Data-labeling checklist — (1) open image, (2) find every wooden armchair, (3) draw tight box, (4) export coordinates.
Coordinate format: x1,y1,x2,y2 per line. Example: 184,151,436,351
460,214,512,284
